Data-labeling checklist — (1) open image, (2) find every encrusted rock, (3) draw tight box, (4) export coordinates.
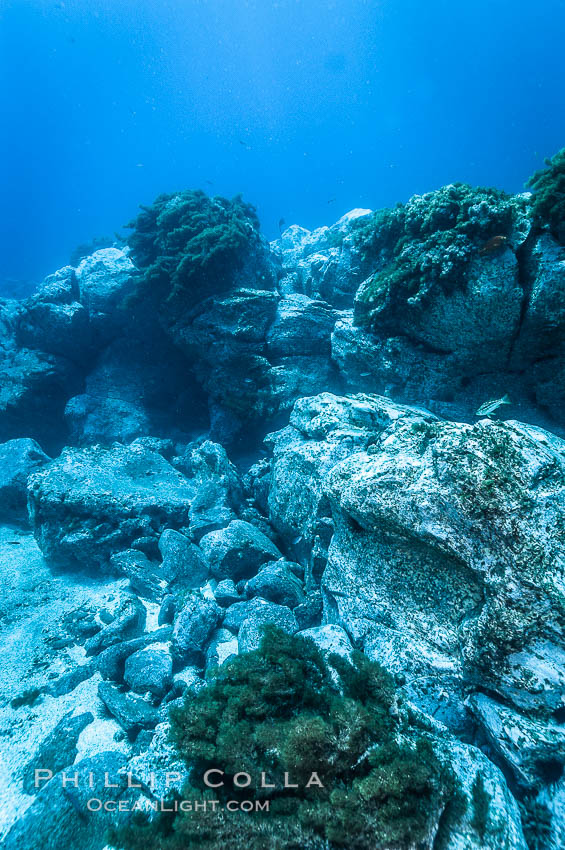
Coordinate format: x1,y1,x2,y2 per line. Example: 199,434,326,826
222,600,253,634
237,598,298,653
3,751,130,850
269,392,565,738
97,626,173,682
98,681,160,734
124,646,173,699
171,593,222,663
158,594,176,625
171,666,205,698
200,519,282,582
298,624,353,662
469,693,565,790
123,723,189,799
110,548,164,600
213,578,241,607
158,529,209,586
27,442,193,569
245,559,305,608
74,247,135,342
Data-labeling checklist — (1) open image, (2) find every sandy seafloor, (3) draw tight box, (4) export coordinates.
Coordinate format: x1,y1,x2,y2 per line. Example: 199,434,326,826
0,524,136,839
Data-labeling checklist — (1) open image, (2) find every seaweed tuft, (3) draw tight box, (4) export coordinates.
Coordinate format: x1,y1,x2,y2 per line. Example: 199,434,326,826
109,626,462,850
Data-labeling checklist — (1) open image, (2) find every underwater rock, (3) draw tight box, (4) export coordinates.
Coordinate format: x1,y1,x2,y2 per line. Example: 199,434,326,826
237,597,298,653
221,600,254,633
0,343,83,452
266,293,337,357
268,392,396,548
27,442,193,570
158,594,176,625
509,232,565,421
64,392,151,447
0,437,50,521
245,559,305,608
158,529,209,586
213,578,241,607
98,681,160,733
97,626,173,682
171,439,243,538
171,665,205,698
269,392,565,738
63,322,201,446
110,548,164,600
271,209,372,307
298,623,353,662
22,710,94,795
469,693,565,790
204,627,239,670
123,722,188,799
200,518,282,582
84,595,146,656
293,591,324,630
16,265,92,364
74,247,135,345
171,593,222,663
124,646,173,699
169,287,281,438
2,751,130,850
431,731,528,849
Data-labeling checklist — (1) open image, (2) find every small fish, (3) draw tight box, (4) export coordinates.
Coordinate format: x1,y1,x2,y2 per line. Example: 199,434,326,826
479,235,508,255
135,163,144,168
239,140,252,150
278,217,286,233
327,197,337,204
360,371,371,377
475,394,511,417
7,541,21,546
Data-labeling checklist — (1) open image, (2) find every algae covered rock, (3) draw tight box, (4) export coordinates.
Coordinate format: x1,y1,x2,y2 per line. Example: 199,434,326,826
353,182,530,338
527,147,565,245
127,189,273,316
27,442,193,569
110,626,525,850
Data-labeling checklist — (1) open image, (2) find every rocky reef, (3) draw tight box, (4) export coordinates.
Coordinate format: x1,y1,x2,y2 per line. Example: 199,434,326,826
1,170,565,849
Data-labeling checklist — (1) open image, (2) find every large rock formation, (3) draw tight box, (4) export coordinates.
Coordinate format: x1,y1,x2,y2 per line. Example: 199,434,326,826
269,392,565,787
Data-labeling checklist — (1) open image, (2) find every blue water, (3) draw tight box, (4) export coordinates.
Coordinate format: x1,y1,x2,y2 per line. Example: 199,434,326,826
1,0,564,286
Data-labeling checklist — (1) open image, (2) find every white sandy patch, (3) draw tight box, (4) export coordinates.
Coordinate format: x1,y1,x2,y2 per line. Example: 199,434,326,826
0,526,129,839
